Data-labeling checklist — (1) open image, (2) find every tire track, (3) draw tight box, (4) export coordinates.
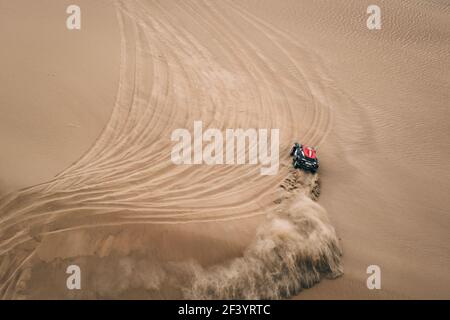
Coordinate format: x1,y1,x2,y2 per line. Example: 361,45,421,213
0,0,343,299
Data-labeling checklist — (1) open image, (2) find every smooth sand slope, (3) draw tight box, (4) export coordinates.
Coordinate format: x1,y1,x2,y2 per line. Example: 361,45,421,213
0,0,120,196
0,0,449,299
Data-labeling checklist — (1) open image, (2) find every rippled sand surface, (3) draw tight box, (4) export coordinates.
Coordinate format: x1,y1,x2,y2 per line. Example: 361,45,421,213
0,0,449,299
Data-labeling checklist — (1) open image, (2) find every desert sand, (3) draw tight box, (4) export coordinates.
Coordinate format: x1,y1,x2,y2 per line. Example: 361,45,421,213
0,0,449,299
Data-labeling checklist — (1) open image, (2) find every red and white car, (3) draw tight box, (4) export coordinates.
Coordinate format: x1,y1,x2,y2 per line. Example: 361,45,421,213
290,143,319,173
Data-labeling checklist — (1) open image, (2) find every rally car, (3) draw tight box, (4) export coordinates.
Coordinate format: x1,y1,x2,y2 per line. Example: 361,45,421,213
290,143,319,173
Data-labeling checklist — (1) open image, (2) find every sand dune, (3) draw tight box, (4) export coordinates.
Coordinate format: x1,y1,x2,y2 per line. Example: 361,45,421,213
0,0,449,299
0,0,120,196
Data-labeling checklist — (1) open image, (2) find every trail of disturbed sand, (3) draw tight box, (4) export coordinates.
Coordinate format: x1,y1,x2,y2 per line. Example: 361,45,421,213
0,0,348,299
